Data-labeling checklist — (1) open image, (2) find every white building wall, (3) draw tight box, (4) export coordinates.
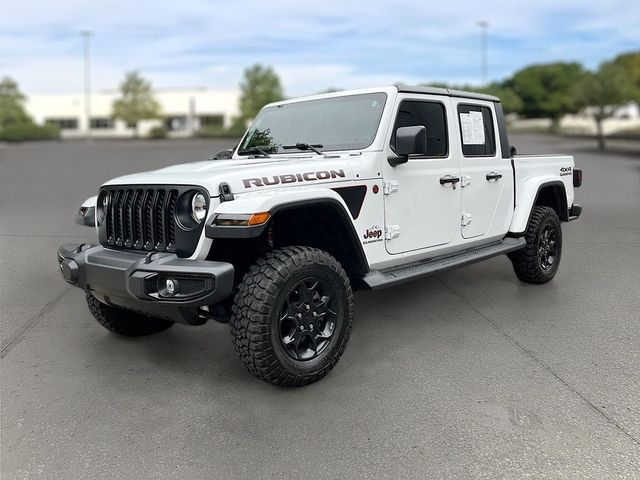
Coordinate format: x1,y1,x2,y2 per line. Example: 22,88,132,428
509,101,640,135
24,88,240,138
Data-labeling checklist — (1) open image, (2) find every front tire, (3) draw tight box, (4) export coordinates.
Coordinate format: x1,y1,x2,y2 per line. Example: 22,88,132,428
509,206,562,284
231,246,353,386
86,292,174,336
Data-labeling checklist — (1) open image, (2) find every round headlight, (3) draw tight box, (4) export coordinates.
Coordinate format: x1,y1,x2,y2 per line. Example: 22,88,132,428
190,193,207,223
97,191,109,225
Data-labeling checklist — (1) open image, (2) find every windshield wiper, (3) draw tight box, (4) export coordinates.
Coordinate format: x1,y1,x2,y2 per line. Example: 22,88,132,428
237,146,272,157
282,143,325,156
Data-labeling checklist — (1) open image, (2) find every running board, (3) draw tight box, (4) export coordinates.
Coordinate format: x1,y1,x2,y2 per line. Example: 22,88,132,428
362,237,526,289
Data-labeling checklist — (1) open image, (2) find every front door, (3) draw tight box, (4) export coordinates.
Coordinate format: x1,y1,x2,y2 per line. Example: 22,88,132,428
453,101,513,239
382,95,461,254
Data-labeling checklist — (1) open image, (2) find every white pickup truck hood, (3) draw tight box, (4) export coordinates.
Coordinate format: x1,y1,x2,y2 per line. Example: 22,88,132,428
103,155,356,196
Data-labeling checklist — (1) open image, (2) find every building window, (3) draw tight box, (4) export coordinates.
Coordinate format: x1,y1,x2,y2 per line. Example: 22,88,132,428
90,117,114,129
165,116,187,131
199,115,224,128
45,118,79,130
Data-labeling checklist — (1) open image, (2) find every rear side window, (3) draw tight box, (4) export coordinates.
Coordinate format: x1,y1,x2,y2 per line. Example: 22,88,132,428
391,100,448,157
457,104,496,157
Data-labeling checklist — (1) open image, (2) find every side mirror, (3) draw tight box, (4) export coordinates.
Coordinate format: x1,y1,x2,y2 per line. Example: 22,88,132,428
388,126,427,166
211,148,234,160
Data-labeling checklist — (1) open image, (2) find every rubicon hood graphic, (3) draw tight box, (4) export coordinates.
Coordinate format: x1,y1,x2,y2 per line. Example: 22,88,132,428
242,169,346,188
102,156,355,194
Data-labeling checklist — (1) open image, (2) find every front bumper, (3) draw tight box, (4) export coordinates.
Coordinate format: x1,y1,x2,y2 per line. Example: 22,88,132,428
57,244,234,324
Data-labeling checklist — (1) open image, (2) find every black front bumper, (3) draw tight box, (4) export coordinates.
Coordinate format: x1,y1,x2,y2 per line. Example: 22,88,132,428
57,244,234,324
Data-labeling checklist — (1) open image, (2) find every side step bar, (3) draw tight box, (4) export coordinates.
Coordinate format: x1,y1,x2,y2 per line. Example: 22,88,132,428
362,237,526,289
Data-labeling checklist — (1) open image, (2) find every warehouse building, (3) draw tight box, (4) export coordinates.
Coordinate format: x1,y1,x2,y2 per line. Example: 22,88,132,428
24,88,240,138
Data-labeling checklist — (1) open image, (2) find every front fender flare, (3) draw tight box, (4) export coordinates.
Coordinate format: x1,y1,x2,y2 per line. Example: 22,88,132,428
207,187,351,237
204,187,370,274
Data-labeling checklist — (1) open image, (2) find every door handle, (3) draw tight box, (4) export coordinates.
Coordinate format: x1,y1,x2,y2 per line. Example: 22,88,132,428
486,172,503,181
439,175,461,187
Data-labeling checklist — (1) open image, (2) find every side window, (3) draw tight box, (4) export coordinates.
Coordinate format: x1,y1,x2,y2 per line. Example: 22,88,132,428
457,104,496,157
391,100,447,157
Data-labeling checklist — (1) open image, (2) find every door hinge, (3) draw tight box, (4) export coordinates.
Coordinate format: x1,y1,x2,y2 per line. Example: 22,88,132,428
385,225,400,240
461,213,473,226
383,180,399,195
460,175,472,188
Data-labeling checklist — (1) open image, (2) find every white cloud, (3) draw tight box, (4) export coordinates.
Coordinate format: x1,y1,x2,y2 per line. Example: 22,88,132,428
1,0,638,96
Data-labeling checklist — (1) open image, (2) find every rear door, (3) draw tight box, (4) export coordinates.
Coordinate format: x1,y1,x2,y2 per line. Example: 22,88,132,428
382,95,461,254
453,101,513,239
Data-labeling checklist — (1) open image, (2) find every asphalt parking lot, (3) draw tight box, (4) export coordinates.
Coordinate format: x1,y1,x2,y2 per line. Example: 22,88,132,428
1,134,639,479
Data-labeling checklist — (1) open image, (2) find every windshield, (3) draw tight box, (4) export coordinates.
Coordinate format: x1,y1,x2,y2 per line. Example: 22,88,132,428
238,92,387,154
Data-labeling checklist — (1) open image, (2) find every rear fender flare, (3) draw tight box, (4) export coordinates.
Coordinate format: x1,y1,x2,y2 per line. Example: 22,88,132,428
509,178,568,234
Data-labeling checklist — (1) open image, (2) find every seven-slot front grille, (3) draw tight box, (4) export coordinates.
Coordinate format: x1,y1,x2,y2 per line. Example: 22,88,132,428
104,188,178,252
98,185,209,257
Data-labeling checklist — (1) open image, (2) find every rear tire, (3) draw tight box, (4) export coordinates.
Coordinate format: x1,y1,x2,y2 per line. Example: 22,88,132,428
231,246,353,386
509,206,562,284
86,292,174,336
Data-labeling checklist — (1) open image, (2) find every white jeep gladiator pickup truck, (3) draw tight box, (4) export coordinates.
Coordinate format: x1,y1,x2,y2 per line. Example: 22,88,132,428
59,85,582,386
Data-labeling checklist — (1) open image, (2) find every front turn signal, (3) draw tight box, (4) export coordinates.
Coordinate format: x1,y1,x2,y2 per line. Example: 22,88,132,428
248,212,271,226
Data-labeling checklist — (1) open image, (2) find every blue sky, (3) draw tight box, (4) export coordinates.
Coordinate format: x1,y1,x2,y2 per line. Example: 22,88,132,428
1,0,639,96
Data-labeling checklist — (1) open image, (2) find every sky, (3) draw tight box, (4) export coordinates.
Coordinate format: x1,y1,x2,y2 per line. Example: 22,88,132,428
1,0,639,97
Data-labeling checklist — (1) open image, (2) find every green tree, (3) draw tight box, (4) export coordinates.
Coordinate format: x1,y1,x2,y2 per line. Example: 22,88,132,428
575,62,635,150
476,83,523,114
112,71,161,137
609,51,640,102
507,62,586,131
0,76,30,129
238,64,284,123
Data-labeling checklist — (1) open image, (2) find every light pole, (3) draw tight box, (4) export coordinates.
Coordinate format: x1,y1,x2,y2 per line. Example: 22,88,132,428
80,30,92,139
477,20,489,86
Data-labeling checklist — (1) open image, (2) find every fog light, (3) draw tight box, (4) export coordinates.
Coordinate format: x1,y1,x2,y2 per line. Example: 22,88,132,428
165,278,178,296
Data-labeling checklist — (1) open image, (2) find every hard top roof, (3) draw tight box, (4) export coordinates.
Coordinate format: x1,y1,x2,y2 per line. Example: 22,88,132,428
395,84,500,102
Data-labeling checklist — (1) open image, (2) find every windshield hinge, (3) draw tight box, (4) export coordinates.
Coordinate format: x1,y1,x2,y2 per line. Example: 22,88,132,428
218,182,234,202
383,181,399,195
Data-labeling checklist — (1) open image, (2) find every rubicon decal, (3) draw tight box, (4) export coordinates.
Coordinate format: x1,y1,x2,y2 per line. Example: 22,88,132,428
243,169,346,188
363,225,383,245
560,166,572,176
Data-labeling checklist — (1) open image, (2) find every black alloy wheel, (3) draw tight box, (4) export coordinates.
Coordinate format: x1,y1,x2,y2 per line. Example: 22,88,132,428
230,246,353,386
509,206,563,284
278,277,338,361
538,224,559,270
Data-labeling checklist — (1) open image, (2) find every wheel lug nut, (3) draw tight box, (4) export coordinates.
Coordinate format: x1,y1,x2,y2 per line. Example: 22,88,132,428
305,304,310,310
312,311,317,317
299,326,304,331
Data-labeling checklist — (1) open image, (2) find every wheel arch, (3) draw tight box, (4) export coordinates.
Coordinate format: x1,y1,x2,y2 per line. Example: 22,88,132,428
206,189,370,279
510,179,568,235
268,199,370,277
